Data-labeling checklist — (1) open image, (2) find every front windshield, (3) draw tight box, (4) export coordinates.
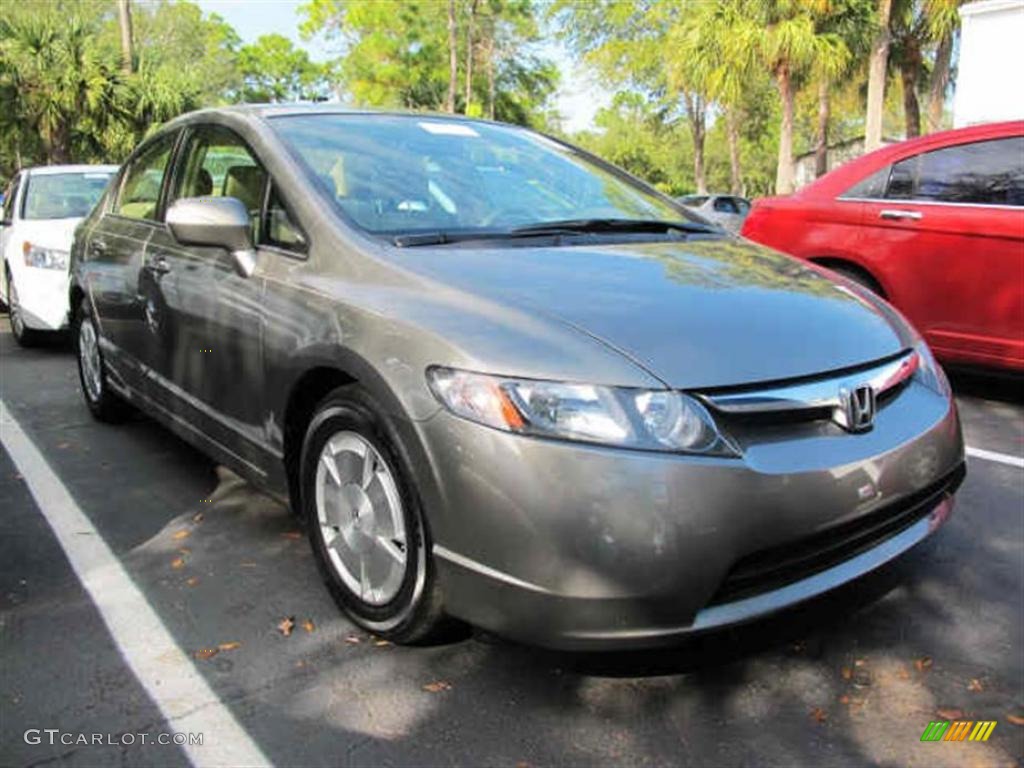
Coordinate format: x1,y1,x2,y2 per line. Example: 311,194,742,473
272,114,697,235
23,172,113,220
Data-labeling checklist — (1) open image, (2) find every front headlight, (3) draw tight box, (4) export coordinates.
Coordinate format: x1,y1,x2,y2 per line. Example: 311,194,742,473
913,339,951,396
427,366,739,456
23,242,68,270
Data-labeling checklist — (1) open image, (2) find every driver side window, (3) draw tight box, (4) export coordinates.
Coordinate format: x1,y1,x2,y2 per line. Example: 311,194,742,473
171,126,267,238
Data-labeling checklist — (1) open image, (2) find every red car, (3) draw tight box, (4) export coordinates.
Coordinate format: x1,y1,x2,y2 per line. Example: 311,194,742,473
742,121,1024,372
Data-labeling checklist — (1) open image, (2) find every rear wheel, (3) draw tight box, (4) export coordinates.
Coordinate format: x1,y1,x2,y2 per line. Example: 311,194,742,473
74,299,129,422
301,385,448,644
7,268,41,347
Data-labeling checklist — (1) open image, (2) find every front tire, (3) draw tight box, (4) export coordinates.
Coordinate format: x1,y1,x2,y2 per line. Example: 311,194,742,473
74,299,129,422
7,267,41,347
300,385,447,644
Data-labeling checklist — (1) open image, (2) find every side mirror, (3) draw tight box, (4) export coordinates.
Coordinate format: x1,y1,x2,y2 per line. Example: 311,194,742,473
166,197,257,278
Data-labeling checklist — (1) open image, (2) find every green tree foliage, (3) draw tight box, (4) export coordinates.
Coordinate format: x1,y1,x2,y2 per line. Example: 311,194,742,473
238,33,330,103
298,0,558,127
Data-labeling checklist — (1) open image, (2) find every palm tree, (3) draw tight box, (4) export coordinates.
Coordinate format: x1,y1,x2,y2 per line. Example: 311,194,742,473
712,1,851,194
865,0,893,151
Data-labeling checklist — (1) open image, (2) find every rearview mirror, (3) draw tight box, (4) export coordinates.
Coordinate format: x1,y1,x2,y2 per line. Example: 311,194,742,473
166,197,256,278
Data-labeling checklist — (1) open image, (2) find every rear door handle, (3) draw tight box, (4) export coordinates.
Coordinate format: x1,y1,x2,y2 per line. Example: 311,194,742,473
879,209,923,221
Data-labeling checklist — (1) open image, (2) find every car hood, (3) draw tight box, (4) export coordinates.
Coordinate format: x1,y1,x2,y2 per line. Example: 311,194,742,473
392,237,910,389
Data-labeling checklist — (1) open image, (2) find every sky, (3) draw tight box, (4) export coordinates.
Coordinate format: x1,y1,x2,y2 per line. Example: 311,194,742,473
195,0,609,132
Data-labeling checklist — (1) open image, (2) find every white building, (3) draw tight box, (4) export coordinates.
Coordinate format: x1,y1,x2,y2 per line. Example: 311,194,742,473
953,0,1024,127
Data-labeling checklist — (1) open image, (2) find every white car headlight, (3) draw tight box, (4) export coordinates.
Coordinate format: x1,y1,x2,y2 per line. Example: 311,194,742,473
427,366,738,456
23,242,69,270
913,339,951,396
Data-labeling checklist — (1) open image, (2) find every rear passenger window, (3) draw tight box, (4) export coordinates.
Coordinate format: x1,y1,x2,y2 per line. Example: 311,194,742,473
886,137,1024,206
114,133,176,221
844,166,891,199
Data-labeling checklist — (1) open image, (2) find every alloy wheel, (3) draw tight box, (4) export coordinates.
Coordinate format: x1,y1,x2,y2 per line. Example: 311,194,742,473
78,318,103,402
314,431,409,606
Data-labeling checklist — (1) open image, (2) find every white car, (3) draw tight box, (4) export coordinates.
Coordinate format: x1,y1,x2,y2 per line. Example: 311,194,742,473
676,194,751,232
1,165,117,345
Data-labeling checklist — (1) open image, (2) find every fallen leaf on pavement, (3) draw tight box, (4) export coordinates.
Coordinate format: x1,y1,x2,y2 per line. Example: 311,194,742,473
185,576,199,587
277,617,295,636
839,695,850,705
170,557,185,570
192,512,204,523
178,548,190,555
1007,714,1024,726
897,666,910,680
172,530,190,540
240,562,257,568
937,708,964,720
810,707,827,723
915,656,933,672
345,634,361,644
374,639,391,647
302,619,315,633
218,641,242,651
56,442,71,450
968,679,984,692
281,531,303,540
423,681,452,693
194,648,218,660
841,667,852,680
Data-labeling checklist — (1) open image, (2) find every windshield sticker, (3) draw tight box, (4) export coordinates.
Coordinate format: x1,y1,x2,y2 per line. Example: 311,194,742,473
418,121,480,138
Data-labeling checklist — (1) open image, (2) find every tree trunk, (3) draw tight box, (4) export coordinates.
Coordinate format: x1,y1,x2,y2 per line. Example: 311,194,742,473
487,47,496,120
685,93,707,194
726,107,742,195
117,0,134,75
464,0,478,112
446,0,457,113
775,63,796,194
926,31,953,132
901,50,921,138
815,77,830,178
865,0,892,151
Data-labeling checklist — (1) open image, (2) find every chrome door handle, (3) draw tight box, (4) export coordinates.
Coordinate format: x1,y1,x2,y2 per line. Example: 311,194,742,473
879,209,923,221
89,238,108,257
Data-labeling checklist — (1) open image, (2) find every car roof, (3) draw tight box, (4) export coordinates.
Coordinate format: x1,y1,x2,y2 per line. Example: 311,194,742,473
802,120,1024,198
158,102,523,135
24,164,119,176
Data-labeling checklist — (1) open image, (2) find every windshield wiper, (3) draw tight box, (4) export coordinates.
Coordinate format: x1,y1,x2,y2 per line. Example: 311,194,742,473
508,217,720,236
391,217,720,247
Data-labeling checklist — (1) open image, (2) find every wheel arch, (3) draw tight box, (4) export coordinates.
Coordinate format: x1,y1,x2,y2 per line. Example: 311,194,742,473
808,256,888,298
278,346,438,524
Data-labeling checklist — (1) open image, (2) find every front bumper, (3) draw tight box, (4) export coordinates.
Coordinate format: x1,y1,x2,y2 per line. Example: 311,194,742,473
413,377,964,650
11,266,70,330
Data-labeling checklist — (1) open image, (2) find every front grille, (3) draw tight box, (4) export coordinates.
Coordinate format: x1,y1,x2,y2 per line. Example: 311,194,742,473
708,463,966,606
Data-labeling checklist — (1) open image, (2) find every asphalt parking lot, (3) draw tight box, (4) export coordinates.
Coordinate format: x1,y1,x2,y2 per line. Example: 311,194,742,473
1,316,1022,768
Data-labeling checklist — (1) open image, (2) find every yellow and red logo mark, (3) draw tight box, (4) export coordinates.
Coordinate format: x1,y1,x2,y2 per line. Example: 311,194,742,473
921,720,997,742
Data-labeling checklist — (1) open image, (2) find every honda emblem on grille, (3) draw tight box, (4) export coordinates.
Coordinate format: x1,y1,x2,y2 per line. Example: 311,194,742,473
837,384,876,432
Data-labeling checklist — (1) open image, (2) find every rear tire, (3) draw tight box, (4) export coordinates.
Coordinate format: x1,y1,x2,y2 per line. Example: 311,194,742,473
300,385,449,644
74,299,130,422
7,268,41,347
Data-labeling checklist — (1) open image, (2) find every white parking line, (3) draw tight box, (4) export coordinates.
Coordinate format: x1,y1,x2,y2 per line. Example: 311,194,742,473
966,445,1024,470
0,400,270,768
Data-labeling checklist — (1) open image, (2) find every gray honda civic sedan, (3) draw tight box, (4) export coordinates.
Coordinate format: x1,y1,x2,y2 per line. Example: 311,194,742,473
70,105,965,649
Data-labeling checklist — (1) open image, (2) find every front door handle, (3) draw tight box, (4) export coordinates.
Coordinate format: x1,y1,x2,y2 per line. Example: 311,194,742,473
879,209,923,221
147,256,172,275
89,238,108,257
